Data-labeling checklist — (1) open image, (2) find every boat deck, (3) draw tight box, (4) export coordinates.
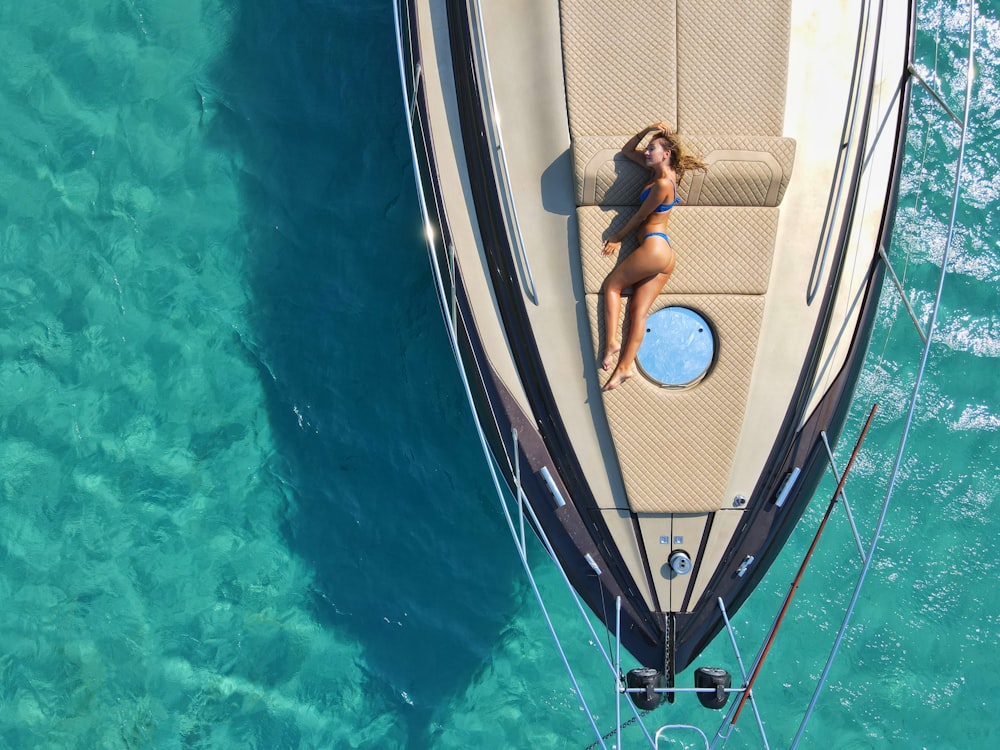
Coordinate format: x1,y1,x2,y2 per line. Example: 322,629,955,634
476,0,892,507
413,0,906,612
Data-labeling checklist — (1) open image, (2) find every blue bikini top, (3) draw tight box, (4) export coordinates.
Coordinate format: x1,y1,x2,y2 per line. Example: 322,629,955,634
640,180,681,213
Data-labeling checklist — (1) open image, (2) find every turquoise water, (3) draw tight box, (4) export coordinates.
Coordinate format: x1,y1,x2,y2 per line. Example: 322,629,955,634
0,1,994,748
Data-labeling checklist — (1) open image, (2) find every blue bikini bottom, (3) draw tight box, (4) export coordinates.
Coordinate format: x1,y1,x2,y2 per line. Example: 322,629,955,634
643,232,670,244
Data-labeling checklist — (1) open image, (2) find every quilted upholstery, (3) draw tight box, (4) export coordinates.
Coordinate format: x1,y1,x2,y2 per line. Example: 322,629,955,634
676,0,792,135
559,0,678,137
577,206,777,295
572,134,796,207
588,293,765,513
559,0,793,513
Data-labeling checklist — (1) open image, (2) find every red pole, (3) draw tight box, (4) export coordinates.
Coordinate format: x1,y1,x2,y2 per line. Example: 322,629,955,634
731,403,879,725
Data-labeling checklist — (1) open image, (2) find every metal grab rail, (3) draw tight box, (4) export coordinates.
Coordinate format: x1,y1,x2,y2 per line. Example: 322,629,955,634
805,0,880,305
655,725,711,749
468,0,540,305
393,2,458,327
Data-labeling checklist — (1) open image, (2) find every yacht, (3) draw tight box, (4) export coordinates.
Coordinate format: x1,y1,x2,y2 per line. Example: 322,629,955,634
393,0,920,720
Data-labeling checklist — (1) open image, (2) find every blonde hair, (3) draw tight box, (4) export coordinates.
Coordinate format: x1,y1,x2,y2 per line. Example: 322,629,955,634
652,131,707,182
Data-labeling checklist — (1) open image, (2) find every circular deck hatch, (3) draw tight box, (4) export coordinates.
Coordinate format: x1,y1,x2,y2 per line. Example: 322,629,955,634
637,307,715,388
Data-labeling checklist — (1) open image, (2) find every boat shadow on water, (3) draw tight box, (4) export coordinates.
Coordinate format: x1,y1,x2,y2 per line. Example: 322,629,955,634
201,1,529,744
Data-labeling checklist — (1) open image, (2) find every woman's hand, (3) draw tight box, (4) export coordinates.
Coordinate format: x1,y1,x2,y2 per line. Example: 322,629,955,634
602,238,622,256
652,121,673,135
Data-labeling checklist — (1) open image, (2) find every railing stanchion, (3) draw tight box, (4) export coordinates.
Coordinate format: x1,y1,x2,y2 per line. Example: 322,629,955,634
513,429,526,556
820,431,867,561
877,244,930,344
447,243,456,326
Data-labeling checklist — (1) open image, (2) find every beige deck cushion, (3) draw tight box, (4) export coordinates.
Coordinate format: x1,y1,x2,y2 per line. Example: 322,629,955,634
572,135,796,207
560,0,793,513
588,293,765,513
577,206,777,295
676,0,792,135
559,0,678,138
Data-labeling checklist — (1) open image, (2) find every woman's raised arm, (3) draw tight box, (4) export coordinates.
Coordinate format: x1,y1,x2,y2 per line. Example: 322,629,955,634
620,122,674,165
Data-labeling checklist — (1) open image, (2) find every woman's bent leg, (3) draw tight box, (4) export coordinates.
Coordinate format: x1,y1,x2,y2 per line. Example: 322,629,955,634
601,238,675,389
601,241,671,373
603,269,672,390
601,279,623,371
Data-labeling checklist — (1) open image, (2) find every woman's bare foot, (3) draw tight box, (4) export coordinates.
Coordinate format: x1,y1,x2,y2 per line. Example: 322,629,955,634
601,344,621,372
603,366,634,391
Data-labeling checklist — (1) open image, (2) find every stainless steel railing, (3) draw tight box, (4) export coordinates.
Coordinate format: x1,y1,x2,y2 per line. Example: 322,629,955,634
468,0,540,305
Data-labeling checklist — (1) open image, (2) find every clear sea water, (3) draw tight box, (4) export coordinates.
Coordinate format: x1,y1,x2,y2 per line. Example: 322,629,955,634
0,1,995,748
